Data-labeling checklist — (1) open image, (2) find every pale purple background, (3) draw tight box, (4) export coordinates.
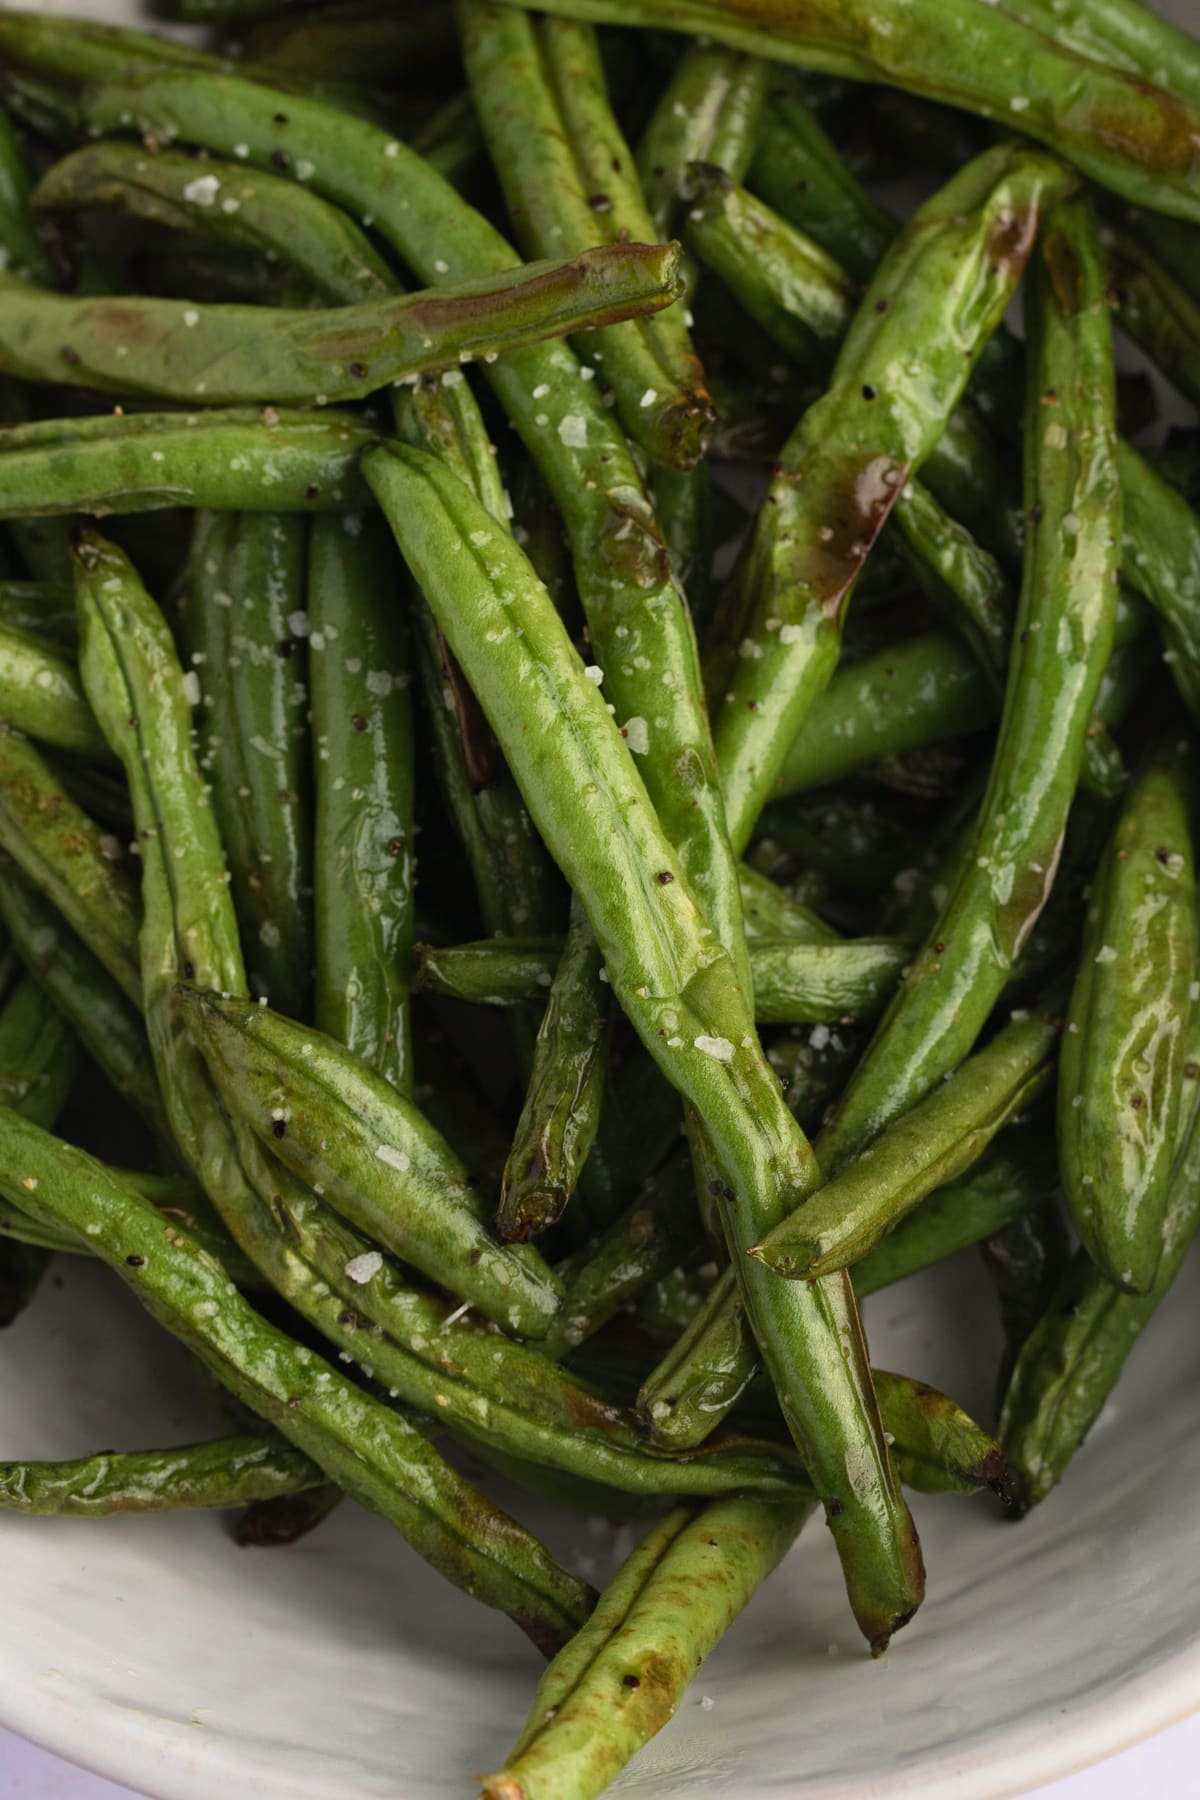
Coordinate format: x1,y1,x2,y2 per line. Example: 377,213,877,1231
6,1716,1200,1798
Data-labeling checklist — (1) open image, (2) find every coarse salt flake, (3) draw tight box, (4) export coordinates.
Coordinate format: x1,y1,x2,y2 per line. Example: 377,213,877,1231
694,1034,734,1062
558,413,588,448
623,716,650,755
182,175,220,207
345,1251,383,1284
375,1143,412,1172
181,670,202,706
583,665,604,685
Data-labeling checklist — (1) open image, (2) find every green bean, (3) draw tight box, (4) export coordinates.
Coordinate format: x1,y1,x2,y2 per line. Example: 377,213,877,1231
776,633,992,798
32,141,396,306
646,463,714,628
1118,442,1200,725
0,622,107,760
0,1110,595,1652
870,1371,1010,1501
184,511,313,1018
459,2,712,470
0,243,684,404
182,988,566,1338
1058,735,1195,1293
820,194,1122,1173
501,900,611,1242
751,997,1061,1280
999,0,1200,111
888,487,1013,684
1001,1096,1200,1510
737,861,836,944
752,793,924,900
1106,226,1200,410
0,104,55,286
0,859,171,1149
309,509,415,1092
768,1022,865,1138
0,407,377,518
749,81,893,284
639,1132,1058,1450
366,442,922,1653
637,43,767,245
0,1168,262,1290
481,1494,811,1800
414,935,904,1024
1117,207,1200,312
712,145,1069,853
573,1042,683,1236
546,1150,697,1356
500,0,1200,224
0,970,80,1131
0,727,141,1005
0,1434,325,1516
981,1197,1070,1404
0,579,74,646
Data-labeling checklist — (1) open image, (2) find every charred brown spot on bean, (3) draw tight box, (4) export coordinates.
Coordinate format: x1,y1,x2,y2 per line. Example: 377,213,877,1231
182,961,196,979
828,1497,844,1516
272,1118,286,1138
467,1248,482,1266
276,638,299,659
622,1673,640,1689
348,362,367,378
861,385,877,401
61,346,81,365
351,713,368,731
588,193,612,211
125,1254,145,1268
386,837,405,856
337,1309,358,1330
656,870,674,884
269,149,291,171
304,485,319,501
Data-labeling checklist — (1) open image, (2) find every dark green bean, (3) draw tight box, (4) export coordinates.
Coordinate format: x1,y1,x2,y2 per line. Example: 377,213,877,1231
0,622,108,759
0,726,141,1005
981,1197,1071,1405
820,194,1122,1172
0,1435,325,1516
309,509,415,1092
184,511,313,1018
0,243,683,404
1106,225,1200,410
241,2,457,84
1058,734,1195,1293
235,1480,343,1547
0,104,55,286
1001,1103,1200,1510
0,858,171,1149
501,900,611,1242
1118,442,1200,725
749,80,892,284
637,43,767,243
0,580,75,646
999,0,1200,111
0,407,377,518
33,141,395,306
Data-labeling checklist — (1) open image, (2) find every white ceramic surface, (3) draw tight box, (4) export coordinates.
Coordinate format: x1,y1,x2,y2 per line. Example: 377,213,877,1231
3,1,1199,1796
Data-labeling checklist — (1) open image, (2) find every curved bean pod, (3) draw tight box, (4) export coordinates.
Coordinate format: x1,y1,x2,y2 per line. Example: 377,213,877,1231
1106,225,1200,410
820,193,1122,1172
32,141,395,306
0,244,683,404
0,105,55,286
637,42,767,245
1118,441,1200,724
1058,735,1195,1293
0,622,107,758
0,580,75,646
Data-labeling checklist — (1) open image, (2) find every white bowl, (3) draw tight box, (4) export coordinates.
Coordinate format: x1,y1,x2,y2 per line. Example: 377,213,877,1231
3,1,1199,1794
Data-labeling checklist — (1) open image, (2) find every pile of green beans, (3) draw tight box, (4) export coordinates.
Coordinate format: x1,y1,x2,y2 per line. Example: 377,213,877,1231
0,3,1197,1795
